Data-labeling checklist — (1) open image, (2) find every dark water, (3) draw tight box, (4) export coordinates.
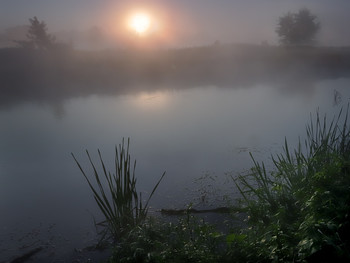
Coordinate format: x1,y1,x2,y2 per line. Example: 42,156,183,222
1,78,349,262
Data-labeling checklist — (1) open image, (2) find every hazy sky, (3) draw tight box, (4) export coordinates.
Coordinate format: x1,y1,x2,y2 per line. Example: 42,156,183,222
1,0,350,47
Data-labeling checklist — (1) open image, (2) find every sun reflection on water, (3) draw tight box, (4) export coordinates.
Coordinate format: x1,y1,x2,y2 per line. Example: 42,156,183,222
132,91,170,110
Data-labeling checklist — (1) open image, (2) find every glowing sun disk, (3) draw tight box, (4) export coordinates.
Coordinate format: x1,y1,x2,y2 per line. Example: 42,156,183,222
130,13,151,34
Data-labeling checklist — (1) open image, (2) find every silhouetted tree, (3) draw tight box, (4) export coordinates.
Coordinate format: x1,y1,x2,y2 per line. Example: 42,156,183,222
26,16,55,50
276,8,320,46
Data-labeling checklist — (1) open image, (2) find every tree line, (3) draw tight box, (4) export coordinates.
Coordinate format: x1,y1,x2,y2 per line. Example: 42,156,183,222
14,8,321,51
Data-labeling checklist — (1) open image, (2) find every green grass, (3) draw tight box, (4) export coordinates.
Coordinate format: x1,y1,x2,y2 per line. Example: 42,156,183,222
74,108,350,262
230,107,350,262
72,138,165,240
108,211,225,263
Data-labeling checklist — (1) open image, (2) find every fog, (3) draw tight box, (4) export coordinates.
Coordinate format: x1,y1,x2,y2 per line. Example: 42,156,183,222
1,45,349,114
1,0,350,48
1,1,350,262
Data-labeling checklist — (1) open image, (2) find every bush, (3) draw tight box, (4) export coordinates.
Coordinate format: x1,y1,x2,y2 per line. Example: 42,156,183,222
109,211,225,263
231,108,350,262
276,8,320,46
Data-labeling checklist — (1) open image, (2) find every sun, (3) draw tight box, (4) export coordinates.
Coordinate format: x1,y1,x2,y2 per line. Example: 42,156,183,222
129,13,151,35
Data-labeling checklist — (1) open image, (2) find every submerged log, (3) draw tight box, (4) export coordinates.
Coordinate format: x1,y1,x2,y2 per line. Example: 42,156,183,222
160,207,232,215
6,247,43,263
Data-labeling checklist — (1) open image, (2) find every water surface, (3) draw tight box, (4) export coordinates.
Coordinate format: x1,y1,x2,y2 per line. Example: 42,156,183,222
1,77,349,261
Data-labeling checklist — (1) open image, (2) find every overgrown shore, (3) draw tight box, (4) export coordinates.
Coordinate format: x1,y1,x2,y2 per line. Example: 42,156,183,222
71,108,350,263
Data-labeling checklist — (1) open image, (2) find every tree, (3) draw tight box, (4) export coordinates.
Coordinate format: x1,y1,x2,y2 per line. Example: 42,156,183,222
26,16,55,50
276,8,320,46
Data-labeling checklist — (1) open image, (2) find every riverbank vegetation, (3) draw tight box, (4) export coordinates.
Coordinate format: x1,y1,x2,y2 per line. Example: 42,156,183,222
73,108,350,262
72,138,165,241
229,108,350,262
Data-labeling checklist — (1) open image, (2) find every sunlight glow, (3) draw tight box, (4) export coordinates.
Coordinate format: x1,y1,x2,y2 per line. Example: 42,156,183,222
130,13,151,35
132,91,170,110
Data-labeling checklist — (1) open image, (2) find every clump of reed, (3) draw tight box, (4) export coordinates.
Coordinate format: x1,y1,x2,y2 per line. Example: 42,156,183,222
229,107,350,262
72,138,165,239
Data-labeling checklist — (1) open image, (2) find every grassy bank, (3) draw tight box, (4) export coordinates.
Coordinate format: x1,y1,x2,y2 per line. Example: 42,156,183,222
73,107,350,262
229,108,350,262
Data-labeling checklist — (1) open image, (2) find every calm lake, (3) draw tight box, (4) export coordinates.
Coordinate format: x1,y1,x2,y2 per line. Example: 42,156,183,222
1,77,350,261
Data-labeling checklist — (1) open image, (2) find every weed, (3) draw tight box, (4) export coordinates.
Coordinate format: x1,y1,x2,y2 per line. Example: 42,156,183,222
109,209,225,263
72,138,165,240
231,107,350,262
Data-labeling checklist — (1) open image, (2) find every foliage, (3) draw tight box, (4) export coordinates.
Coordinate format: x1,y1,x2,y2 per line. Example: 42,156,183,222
16,16,55,50
108,209,226,263
72,138,165,240
72,109,350,262
276,8,320,46
231,107,350,262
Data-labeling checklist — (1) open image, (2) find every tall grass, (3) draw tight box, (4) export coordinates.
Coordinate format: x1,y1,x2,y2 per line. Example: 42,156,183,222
231,107,350,262
70,109,350,262
72,138,165,239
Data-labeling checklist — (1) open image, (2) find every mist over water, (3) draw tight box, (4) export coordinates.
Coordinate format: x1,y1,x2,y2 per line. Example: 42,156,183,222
1,0,350,262
1,71,349,261
1,45,350,263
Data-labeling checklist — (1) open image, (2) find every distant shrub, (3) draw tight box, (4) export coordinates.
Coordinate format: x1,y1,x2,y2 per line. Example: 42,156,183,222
276,8,320,46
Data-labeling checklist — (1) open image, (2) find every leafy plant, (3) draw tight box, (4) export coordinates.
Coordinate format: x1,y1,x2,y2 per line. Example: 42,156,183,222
72,108,350,262
231,107,350,262
72,138,165,240
109,211,225,263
